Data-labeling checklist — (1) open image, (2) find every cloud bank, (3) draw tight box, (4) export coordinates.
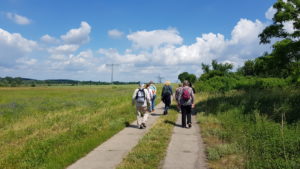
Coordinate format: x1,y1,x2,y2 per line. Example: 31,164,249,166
0,14,274,81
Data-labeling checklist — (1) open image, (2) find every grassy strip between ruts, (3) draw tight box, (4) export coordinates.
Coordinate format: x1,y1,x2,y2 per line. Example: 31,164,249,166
117,107,178,169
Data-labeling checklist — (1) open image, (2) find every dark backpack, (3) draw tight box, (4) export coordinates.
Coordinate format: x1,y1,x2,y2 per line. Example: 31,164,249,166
162,86,172,96
136,89,146,103
181,88,191,101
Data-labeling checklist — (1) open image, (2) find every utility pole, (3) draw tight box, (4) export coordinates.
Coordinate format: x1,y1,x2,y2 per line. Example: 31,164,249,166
106,64,119,84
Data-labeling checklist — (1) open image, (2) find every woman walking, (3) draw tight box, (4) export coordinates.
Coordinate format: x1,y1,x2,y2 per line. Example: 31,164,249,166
161,80,173,115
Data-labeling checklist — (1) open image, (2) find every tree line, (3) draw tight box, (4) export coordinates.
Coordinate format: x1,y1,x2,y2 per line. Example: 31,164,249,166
0,77,139,87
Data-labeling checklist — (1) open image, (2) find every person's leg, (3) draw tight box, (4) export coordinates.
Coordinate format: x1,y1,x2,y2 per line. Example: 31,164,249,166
142,107,149,123
165,96,171,114
136,107,143,128
181,105,187,128
187,105,192,127
151,95,156,111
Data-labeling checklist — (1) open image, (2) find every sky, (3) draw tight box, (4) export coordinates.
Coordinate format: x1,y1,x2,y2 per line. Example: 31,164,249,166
0,0,280,82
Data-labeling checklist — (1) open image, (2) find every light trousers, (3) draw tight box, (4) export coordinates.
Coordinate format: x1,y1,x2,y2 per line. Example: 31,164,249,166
136,106,149,126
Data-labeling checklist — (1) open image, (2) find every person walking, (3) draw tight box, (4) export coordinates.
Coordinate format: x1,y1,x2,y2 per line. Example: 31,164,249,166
149,81,157,112
161,80,173,115
178,80,195,128
145,83,153,112
132,83,151,129
175,83,183,113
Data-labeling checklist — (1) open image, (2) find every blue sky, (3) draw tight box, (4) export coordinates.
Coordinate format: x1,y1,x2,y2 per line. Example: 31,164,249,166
0,0,278,82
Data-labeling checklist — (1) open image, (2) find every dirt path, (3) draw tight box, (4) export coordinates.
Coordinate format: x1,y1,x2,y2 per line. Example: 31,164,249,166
67,102,165,169
162,114,208,169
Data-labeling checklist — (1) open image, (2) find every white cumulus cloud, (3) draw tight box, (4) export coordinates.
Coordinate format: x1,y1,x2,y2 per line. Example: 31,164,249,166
6,12,31,25
61,21,91,45
265,6,276,20
98,48,147,63
127,28,183,49
0,28,37,67
48,44,79,60
103,18,270,69
40,34,59,44
108,29,124,38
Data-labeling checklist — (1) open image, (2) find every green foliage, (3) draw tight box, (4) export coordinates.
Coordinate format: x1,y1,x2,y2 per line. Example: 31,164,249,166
201,88,300,123
195,75,239,92
255,0,300,79
199,60,234,82
260,0,300,44
178,72,196,83
195,73,289,93
198,90,300,169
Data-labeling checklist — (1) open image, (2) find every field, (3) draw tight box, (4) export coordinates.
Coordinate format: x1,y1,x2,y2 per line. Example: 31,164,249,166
0,85,141,169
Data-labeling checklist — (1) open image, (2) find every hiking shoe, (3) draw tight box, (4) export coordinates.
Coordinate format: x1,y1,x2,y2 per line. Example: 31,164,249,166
142,123,146,128
188,123,192,128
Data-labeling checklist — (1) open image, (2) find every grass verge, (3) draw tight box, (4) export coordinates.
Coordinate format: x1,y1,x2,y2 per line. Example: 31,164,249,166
196,91,300,169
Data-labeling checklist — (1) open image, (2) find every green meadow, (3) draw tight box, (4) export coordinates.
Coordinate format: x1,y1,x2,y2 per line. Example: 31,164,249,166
0,85,140,169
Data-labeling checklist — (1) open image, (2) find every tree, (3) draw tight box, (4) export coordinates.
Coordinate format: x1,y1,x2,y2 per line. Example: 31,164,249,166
258,0,300,78
201,63,210,73
178,72,197,83
243,60,255,76
259,0,300,44
178,72,189,83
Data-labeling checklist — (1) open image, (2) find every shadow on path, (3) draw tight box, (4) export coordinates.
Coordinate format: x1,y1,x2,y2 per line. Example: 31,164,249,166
164,120,182,127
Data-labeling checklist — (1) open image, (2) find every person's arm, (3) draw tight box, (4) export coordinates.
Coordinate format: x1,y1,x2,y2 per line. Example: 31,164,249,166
145,89,151,105
191,88,195,108
132,89,138,105
178,88,182,104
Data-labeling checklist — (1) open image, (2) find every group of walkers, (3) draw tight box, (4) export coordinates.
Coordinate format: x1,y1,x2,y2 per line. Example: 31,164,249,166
132,80,195,129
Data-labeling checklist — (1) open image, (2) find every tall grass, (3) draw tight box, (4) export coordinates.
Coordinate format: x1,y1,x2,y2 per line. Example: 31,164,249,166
196,89,300,169
0,85,138,169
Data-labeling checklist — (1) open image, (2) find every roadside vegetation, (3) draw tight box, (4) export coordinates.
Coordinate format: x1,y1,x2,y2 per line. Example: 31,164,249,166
196,89,300,169
117,106,177,169
0,85,139,169
177,1,300,168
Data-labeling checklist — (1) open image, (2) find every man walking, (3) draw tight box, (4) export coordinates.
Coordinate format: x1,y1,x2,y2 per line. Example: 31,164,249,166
132,83,151,129
178,80,195,128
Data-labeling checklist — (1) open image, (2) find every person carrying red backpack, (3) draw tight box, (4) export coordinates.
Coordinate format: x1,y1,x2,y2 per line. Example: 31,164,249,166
178,80,195,128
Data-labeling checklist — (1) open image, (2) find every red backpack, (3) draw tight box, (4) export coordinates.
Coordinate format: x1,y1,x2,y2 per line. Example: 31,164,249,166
181,88,191,101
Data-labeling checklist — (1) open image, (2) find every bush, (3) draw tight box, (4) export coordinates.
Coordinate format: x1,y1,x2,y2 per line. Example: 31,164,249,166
195,75,289,93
